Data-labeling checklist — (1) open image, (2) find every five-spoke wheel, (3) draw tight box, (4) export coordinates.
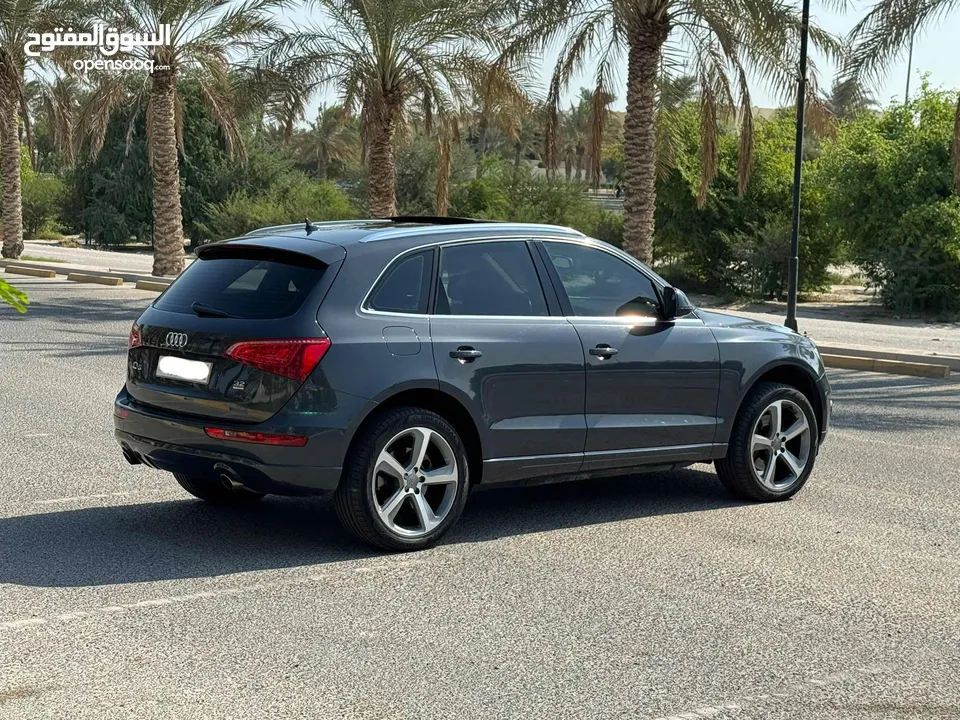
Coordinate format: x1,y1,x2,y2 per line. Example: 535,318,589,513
717,382,818,501
372,427,460,538
334,407,470,550
750,399,812,490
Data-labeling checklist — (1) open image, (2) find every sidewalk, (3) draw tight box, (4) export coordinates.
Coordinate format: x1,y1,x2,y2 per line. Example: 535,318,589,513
21,241,194,274
723,308,960,359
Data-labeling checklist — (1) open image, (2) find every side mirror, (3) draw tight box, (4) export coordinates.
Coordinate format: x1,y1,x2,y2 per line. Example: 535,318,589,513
661,286,679,320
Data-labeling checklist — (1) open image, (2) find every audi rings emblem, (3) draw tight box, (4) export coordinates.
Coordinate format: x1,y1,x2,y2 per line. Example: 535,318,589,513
164,332,189,348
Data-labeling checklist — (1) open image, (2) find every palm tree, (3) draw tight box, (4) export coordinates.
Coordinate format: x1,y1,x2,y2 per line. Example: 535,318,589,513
269,0,510,217
297,104,357,179
846,1,959,189
85,0,280,275
0,0,83,259
510,0,840,263
27,72,83,169
558,105,584,180
826,76,876,120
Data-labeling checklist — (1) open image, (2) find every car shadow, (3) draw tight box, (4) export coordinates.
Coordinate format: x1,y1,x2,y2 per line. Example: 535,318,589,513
0,467,740,588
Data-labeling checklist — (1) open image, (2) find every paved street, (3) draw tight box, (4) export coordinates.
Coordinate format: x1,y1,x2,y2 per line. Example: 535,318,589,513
1,276,959,719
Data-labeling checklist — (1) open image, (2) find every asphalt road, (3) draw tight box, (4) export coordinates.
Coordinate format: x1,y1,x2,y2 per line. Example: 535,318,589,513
1,276,959,720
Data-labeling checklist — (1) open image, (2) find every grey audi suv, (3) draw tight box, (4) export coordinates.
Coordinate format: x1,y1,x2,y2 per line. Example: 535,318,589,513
115,218,831,550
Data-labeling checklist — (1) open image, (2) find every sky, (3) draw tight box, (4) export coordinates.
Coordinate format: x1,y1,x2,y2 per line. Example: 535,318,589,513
290,1,960,120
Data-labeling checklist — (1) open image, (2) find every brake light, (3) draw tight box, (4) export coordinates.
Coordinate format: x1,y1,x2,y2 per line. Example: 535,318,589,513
223,338,331,381
128,323,143,349
204,427,308,447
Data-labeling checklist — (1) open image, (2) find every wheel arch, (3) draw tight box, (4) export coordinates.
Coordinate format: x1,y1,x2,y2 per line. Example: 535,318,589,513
343,384,485,486
735,360,825,436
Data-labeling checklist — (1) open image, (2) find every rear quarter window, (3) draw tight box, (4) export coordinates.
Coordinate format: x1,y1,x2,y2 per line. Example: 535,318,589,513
154,254,326,319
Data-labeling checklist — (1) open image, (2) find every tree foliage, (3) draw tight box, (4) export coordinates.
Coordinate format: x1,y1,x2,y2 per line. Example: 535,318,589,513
815,82,960,314
655,105,838,297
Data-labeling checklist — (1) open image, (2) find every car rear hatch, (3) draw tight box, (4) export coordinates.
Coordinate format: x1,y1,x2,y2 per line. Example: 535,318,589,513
126,238,344,423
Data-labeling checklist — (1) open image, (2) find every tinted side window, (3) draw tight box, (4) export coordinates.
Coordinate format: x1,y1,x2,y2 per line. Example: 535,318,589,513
544,242,661,318
436,241,548,317
370,252,428,313
154,256,325,319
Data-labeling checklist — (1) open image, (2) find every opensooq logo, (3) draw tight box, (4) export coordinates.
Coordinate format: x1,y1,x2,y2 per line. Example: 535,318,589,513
23,24,173,73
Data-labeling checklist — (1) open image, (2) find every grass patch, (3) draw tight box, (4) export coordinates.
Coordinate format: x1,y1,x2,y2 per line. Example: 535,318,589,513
20,255,65,263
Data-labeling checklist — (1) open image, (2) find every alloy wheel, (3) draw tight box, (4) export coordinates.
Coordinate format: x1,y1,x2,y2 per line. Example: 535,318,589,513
371,427,459,538
750,399,812,491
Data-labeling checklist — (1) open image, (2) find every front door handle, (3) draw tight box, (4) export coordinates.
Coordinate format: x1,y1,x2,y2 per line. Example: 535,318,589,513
450,346,483,363
589,344,619,359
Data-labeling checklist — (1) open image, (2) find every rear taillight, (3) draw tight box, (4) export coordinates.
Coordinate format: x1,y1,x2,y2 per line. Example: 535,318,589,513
204,427,308,447
128,323,143,349
223,338,331,382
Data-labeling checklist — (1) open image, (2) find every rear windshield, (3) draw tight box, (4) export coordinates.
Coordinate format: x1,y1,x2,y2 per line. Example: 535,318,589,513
154,256,326,319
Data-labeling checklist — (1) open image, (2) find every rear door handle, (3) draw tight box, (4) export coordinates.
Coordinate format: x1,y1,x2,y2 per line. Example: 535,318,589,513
589,344,619,358
450,346,483,362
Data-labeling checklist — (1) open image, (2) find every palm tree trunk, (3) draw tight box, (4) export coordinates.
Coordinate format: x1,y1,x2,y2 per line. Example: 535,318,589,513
575,147,583,182
317,148,328,180
478,115,488,157
0,85,24,260
368,98,400,217
622,17,669,264
952,92,960,194
435,135,451,216
149,69,185,276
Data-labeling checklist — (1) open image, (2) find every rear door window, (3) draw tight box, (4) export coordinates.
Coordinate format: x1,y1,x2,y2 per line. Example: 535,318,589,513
435,241,549,316
154,253,326,319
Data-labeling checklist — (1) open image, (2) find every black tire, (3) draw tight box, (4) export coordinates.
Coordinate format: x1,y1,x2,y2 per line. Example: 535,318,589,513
334,406,470,551
716,381,819,502
173,473,265,504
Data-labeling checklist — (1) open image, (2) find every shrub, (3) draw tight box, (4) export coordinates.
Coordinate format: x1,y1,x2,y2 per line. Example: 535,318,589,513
200,178,357,240
451,161,623,246
21,174,66,238
814,81,960,315
655,107,838,298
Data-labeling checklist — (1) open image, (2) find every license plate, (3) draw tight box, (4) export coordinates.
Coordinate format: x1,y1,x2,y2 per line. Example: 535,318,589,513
156,356,212,383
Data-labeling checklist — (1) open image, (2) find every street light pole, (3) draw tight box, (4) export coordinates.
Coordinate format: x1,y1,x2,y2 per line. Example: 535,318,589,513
785,0,811,333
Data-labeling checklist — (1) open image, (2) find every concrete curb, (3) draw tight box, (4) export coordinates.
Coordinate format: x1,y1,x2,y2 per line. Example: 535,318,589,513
817,343,960,373
67,272,123,287
5,265,57,278
821,353,950,379
135,280,169,292
0,258,175,286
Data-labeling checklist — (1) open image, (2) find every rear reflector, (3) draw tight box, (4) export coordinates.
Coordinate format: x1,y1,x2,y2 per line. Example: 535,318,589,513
128,323,143,349
223,338,331,381
204,427,308,447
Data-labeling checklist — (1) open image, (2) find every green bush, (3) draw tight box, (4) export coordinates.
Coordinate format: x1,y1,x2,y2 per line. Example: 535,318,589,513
655,106,838,298
814,81,960,315
450,161,623,245
21,174,66,238
200,177,357,240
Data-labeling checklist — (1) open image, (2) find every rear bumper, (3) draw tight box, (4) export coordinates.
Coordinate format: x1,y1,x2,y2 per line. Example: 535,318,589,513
114,391,344,495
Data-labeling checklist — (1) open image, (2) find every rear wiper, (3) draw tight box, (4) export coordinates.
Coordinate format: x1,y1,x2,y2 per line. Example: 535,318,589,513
191,301,237,319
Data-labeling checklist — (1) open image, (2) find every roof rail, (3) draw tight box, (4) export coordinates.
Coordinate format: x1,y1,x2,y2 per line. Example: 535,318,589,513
243,219,384,236
386,215,492,225
361,222,585,243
